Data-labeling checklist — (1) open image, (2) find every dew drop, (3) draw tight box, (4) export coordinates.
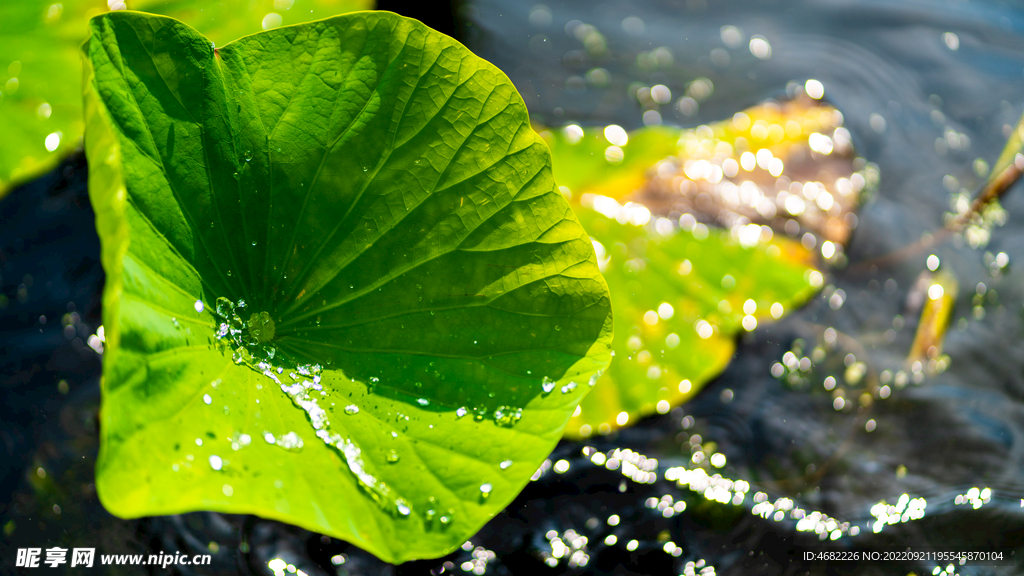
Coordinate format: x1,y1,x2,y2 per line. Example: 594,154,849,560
244,150,252,161
417,398,429,406
541,377,555,394
500,459,513,469
194,300,204,313
209,455,223,471
276,431,304,451
396,499,411,516
344,404,359,415
215,297,233,317
203,394,212,405
386,449,400,463
479,483,492,499
231,432,251,450
492,405,523,427
44,132,61,152
456,407,468,418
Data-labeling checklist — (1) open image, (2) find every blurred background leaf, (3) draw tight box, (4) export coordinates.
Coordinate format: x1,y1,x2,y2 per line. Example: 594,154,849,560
545,97,873,437
542,123,678,200
565,207,817,438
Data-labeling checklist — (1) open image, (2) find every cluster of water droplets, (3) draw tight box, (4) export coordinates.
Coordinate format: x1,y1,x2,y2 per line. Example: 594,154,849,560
210,297,410,518
448,370,600,428
453,404,524,427
206,298,593,525
540,373,599,395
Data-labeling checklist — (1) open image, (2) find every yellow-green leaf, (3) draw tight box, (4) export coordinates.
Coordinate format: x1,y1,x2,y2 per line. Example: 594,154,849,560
0,0,373,194
84,11,611,562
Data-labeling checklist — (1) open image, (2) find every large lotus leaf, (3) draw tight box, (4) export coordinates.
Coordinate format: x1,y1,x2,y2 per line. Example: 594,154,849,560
0,0,372,195
564,206,817,438
83,11,612,562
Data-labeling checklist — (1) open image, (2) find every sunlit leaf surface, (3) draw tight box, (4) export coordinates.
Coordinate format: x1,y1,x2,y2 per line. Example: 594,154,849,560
543,123,678,201
549,96,875,438
566,206,817,438
83,11,611,562
0,0,373,194
544,97,870,250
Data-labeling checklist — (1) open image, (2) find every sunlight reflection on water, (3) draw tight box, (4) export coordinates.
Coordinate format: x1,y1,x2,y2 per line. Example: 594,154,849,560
460,0,1024,572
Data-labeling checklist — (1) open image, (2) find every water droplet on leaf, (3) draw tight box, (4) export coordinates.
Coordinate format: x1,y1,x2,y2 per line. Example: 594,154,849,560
276,431,303,451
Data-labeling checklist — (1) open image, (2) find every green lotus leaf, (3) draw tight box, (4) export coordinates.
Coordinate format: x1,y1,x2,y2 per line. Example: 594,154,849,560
541,123,679,200
83,11,611,562
0,0,372,194
564,206,817,438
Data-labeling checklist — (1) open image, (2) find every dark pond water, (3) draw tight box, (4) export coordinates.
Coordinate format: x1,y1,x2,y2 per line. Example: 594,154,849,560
4,0,1024,574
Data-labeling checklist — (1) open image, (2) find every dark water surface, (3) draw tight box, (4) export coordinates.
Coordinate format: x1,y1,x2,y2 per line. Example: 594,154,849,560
4,0,1024,574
